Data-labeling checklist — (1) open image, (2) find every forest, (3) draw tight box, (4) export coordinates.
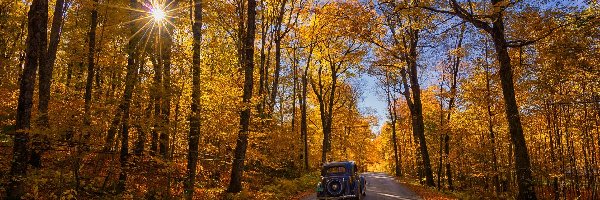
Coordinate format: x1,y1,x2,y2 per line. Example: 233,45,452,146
0,0,598,199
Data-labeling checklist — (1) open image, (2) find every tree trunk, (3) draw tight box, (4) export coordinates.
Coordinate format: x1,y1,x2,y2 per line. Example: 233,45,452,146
185,0,202,198
399,66,423,183
291,47,298,162
151,56,161,155
227,0,256,193
486,61,500,194
84,0,98,135
7,0,47,197
257,2,267,117
385,70,401,177
269,0,289,115
490,15,537,199
391,100,401,177
116,0,140,192
116,49,139,194
437,81,444,189
104,108,122,151
38,0,65,127
134,100,152,156
31,0,66,168
300,46,312,170
311,61,336,165
406,28,434,187
66,62,73,88
160,33,172,159
443,27,463,190
270,40,282,115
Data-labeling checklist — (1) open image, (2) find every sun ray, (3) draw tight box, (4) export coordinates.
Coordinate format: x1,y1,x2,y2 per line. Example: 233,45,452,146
138,22,157,55
127,19,154,45
104,15,154,28
96,3,149,14
133,23,153,51
162,18,177,30
163,0,177,11
164,4,193,14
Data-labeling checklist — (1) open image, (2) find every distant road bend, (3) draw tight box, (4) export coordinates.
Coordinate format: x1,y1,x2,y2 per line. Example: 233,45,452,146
303,172,421,200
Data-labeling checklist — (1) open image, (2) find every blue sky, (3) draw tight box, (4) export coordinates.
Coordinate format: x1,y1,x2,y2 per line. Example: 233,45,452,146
357,73,387,134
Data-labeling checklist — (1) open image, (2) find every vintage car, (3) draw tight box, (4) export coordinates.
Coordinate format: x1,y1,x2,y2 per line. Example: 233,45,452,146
316,161,366,200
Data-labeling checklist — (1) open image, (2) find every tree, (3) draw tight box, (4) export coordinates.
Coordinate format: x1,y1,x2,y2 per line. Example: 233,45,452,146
185,0,202,197
31,0,67,168
380,68,402,177
369,0,435,186
436,25,464,189
418,0,543,197
306,1,368,164
269,0,291,114
227,0,257,193
7,0,47,197
116,0,141,192
83,0,98,146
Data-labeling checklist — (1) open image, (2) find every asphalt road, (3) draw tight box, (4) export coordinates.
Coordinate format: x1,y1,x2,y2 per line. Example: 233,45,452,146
302,172,421,200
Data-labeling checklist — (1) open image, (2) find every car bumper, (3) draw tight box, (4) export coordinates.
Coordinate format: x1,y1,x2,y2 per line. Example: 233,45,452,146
316,194,357,200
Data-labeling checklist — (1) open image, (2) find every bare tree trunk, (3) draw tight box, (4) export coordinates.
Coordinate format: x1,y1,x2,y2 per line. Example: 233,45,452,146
83,0,98,136
406,27,434,187
300,46,313,170
31,0,67,168
291,47,298,162
268,0,288,115
151,56,161,155
160,36,172,159
442,27,463,190
116,52,139,194
490,17,537,200
384,69,401,177
311,61,336,165
270,40,281,114
185,0,202,197
437,80,444,189
257,2,268,117
7,0,47,197
38,0,65,127
227,0,256,193
104,106,122,151
116,0,140,192
134,100,152,156
66,62,73,88
484,55,500,194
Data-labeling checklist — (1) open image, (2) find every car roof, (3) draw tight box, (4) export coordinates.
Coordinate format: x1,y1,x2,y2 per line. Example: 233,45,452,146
322,161,356,168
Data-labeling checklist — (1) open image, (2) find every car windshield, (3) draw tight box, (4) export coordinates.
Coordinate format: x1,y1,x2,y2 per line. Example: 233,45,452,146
326,166,346,174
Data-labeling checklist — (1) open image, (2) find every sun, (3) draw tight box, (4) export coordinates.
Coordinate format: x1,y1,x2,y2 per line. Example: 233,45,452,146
151,7,166,21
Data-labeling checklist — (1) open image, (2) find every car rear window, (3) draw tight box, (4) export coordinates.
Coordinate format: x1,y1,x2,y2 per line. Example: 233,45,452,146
326,166,346,174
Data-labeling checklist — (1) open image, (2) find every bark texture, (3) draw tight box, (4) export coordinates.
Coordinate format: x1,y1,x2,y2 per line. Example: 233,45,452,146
185,0,202,198
227,0,257,193
116,0,140,192
7,0,48,197
31,0,66,168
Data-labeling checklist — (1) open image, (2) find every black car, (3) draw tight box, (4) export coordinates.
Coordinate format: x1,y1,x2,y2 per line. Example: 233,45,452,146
316,161,366,200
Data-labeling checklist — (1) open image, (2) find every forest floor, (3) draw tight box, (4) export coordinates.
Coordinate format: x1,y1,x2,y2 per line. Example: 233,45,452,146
395,178,459,200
